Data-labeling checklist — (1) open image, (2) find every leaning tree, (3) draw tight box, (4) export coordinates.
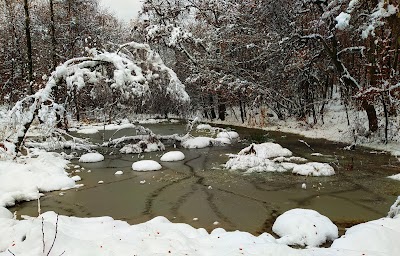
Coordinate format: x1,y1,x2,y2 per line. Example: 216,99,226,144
3,41,190,153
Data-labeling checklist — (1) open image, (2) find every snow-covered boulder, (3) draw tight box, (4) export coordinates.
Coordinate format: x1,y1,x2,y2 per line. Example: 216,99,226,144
217,131,239,139
79,153,104,163
238,143,292,159
273,209,338,247
181,137,213,149
292,162,335,177
196,124,213,130
160,151,185,162
132,160,162,171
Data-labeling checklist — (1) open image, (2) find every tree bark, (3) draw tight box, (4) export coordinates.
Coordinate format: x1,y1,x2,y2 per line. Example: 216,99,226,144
49,0,57,71
23,0,34,94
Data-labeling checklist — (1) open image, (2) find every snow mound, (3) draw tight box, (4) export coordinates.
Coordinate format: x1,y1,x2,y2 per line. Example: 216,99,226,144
160,151,185,162
132,160,162,171
292,163,335,177
273,209,338,247
77,128,99,134
79,153,104,163
0,151,75,207
331,216,400,254
0,207,13,219
115,171,123,175
387,173,400,181
238,143,292,159
120,141,165,154
217,131,239,139
182,137,212,149
196,124,213,130
226,143,335,176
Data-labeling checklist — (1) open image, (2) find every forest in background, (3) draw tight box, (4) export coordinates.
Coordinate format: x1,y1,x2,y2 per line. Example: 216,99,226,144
1,0,400,144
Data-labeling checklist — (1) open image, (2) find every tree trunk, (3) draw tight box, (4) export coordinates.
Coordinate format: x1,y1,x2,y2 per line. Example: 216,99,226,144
49,0,57,71
362,100,378,133
23,0,34,94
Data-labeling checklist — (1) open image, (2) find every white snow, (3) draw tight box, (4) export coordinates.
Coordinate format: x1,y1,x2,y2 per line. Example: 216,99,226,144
302,183,307,189
79,153,104,163
388,173,400,181
272,209,338,247
336,12,351,30
0,151,76,207
98,181,104,184
238,143,292,159
114,171,124,175
77,128,99,134
71,175,82,182
217,131,240,139
132,160,162,171
0,207,13,219
160,151,185,162
196,124,213,130
226,146,334,175
181,137,213,149
292,163,336,177
1,209,399,255
331,215,400,254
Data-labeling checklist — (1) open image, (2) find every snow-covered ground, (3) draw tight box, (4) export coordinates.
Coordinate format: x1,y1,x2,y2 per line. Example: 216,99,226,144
0,149,77,207
1,202,400,255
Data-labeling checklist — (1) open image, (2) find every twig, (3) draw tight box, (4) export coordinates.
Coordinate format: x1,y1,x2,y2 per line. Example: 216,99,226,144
7,249,16,256
46,214,59,256
42,217,45,254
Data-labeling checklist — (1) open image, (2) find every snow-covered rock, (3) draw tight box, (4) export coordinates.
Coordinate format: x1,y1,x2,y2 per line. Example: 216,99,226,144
115,171,123,175
160,151,185,162
238,143,292,159
181,137,213,149
292,163,335,177
272,209,338,247
196,124,213,130
217,131,239,139
79,153,104,163
132,160,162,171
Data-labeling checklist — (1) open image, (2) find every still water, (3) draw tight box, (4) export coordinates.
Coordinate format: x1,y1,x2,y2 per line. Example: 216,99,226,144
11,123,400,235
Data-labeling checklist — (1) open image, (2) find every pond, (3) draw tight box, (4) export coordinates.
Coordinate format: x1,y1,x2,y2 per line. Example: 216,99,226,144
10,123,400,235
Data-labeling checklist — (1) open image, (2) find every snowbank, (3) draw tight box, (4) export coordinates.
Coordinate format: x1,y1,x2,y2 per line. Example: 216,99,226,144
0,151,76,207
1,209,400,255
0,207,13,219
79,152,104,163
132,160,162,171
181,136,230,149
273,209,338,247
331,216,400,255
160,151,185,162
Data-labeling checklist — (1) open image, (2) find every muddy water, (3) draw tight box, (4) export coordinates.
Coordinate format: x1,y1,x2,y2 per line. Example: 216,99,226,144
11,123,400,235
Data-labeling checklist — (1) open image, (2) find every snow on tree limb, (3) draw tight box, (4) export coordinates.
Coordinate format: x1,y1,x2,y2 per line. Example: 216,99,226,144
4,41,190,152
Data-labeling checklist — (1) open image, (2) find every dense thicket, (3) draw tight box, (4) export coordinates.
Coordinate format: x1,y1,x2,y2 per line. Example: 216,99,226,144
0,0,126,104
134,0,400,141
